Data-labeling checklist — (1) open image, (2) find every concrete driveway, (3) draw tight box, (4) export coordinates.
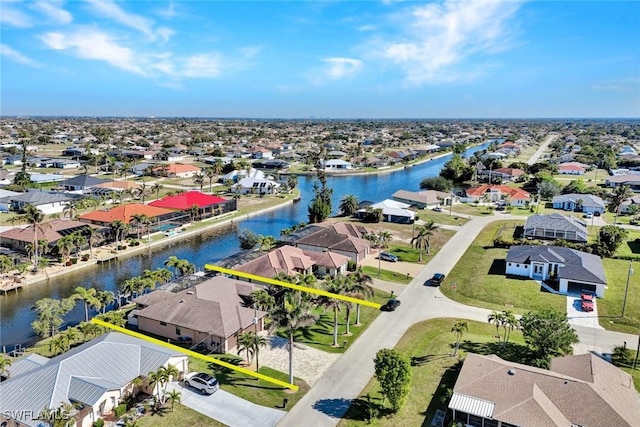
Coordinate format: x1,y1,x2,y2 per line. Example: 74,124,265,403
567,294,602,329
167,381,286,427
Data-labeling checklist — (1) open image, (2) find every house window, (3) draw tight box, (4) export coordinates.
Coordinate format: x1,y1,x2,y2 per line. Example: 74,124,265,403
160,321,167,326
467,414,483,427
176,327,181,335
483,420,499,427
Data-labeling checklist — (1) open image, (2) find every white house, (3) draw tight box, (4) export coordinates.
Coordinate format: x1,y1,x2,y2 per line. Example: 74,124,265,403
232,177,281,195
323,159,353,171
505,245,607,297
357,199,415,224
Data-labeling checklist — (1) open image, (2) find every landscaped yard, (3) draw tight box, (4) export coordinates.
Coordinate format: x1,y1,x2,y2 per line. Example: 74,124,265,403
189,356,310,409
598,258,640,333
361,266,412,284
416,208,471,226
439,220,566,314
135,403,227,427
338,318,527,426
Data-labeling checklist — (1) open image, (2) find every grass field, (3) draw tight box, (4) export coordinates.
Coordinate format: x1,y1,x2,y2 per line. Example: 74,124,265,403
362,266,412,284
188,355,310,409
136,404,227,427
338,319,527,426
598,258,640,333
439,220,566,314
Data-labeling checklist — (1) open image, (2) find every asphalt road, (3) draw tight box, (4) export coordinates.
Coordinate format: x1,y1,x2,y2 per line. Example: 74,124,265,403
278,213,639,426
527,133,559,165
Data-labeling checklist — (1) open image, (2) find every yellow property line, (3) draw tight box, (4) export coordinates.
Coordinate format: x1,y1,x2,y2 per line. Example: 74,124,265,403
205,264,382,309
91,318,298,391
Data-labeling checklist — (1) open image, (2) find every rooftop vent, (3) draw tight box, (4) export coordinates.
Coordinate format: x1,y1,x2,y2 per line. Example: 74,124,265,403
179,299,185,303
186,291,194,295
508,369,516,376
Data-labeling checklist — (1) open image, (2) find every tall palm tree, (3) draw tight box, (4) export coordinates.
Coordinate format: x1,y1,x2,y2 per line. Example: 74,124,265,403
164,256,181,279
250,289,275,311
501,310,519,345
110,220,128,249
237,332,256,364
56,236,74,263
609,185,633,224
203,166,217,193
160,364,180,397
487,311,505,340
339,194,360,217
451,320,468,357
62,201,78,220
347,267,374,327
130,214,146,240
258,235,276,252
166,389,182,412
176,259,196,277
268,292,319,384
317,278,348,347
73,287,100,322
22,204,44,272
151,182,163,200
96,290,115,314
193,172,205,191
83,227,101,259
411,225,430,262
249,332,267,371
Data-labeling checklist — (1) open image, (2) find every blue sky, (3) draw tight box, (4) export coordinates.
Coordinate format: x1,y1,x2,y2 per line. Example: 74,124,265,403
1,0,638,118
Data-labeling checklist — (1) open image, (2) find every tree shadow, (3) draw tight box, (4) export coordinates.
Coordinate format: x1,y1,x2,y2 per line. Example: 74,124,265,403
513,225,524,239
458,340,532,364
206,356,244,386
411,354,450,366
488,259,506,275
627,239,640,254
325,395,394,422
419,360,462,427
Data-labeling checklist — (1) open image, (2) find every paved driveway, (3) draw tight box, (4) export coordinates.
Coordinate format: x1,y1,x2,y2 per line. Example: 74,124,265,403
167,381,286,427
567,294,602,329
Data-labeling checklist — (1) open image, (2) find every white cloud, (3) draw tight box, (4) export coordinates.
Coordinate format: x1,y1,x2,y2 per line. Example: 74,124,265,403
591,78,640,93
85,0,169,41
322,57,363,80
40,29,146,75
0,4,33,28
157,2,177,19
183,54,221,78
156,27,175,43
374,0,521,84
0,44,41,67
32,1,72,25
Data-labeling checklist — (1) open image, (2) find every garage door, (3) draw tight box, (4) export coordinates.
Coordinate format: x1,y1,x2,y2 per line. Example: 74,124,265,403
568,281,596,294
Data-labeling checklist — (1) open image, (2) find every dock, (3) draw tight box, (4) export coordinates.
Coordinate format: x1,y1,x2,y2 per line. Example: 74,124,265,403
0,281,24,295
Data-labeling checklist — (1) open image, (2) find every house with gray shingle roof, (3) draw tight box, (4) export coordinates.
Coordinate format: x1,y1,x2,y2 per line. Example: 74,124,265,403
1,190,79,215
552,193,605,214
506,245,607,296
450,353,640,427
523,213,588,243
0,332,188,427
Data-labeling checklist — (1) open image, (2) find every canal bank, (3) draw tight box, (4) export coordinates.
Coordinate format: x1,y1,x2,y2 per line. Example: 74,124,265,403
0,142,491,349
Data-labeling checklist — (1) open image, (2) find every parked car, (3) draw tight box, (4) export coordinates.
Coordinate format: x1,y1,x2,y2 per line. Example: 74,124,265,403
379,252,399,262
593,211,601,216
583,212,593,219
433,206,443,212
426,273,446,286
381,299,401,311
184,372,219,394
581,299,594,312
581,291,594,302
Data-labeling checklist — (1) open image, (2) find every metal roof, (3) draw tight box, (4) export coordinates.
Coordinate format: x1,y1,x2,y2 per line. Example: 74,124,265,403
449,392,495,418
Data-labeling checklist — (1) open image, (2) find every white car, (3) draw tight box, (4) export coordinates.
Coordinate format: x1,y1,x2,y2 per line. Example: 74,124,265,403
583,212,593,219
184,372,219,394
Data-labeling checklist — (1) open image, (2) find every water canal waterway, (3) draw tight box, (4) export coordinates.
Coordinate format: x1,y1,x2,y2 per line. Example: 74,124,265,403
0,142,491,349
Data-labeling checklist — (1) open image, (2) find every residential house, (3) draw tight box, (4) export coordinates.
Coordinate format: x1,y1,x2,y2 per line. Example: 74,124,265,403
62,174,112,193
558,162,588,175
505,245,606,296
154,163,201,178
79,203,187,234
2,190,79,215
357,199,415,224
27,172,67,185
523,214,588,243
449,353,640,427
0,189,20,212
323,159,353,171
290,222,371,262
606,174,640,192
53,159,82,169
552,194,605,214
251,147,274,160
0,219,103,253
253,159,290,170
480,167,525,182
235,245,350,278
621,195,640,214
131,277,268,354
392,189,453,209
0,332,188,427
149,190,237,219
232,177,281,195
464,185,531,206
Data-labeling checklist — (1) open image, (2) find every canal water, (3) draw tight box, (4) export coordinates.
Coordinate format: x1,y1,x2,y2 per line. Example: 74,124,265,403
0,143,490,349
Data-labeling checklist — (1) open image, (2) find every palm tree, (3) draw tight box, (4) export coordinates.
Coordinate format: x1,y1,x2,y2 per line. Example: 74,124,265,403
193,172,205,191
160,364,180,397
249,332,267,371
164,256,181,279
151,182,163,200
63,328,79,350
130,214,147,240
317,278,347,347
347,268,374,327
22,204,45,272
110,220,128,249
188,204,200,222
501,310,519,345
411,225,430,262
71,231,86,257
451,320,468,357
57,237,74,264
203,166,217,193
0,254,13,275
84,227,101,259
237,332,256,364
258,235,276,252
96,290,115,314
73,287,100,322
176,259,195,277
250,289,275,311
487,311,506,340
339,194,359,216
166,389,181,412
609,185,633,224
377,230,392,249
50,334,68,356
147,369,163,403
62,201,78,220
268,292,319,384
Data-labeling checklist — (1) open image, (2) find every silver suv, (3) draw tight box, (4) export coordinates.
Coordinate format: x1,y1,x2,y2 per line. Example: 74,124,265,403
184,372,219,394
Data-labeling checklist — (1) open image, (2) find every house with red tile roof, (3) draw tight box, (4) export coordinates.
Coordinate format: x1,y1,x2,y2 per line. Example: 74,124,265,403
149,191,237,219
558,162,588,175
78,203,188,236
153,163,201,178
464,184,531,206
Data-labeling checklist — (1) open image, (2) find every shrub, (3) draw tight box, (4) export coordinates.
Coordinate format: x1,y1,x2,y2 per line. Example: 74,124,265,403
114,404,127,418
347,260,357,272
92,420,105,427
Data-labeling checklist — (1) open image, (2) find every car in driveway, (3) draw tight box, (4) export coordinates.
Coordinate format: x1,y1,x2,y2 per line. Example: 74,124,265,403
583,212,593,219
433,206,443,212
581,299,594,312
581,291,594,302
184,372,219,394
426,273,446,286
379,252,399,262
381,299,401,311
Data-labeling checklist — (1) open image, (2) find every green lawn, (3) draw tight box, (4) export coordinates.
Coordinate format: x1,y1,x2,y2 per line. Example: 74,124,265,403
278,288,391,353
439,221,566,314
599,258,640,333
416,209,471,226
135,403,227,427
188,355,310,409
339,319,528,426
361,266,412,284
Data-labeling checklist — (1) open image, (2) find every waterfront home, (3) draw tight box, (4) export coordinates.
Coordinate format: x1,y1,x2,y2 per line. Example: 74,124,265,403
463,184,531,206
130,276,267,354
323,159,353,171
79,203,187,233
392,189,453,209
0,332,188,427
357,199,416,224
505,245,606,296
289,222,371,262
552,193,605,214
149,190,236,219
235,244,350,278
231,177,281,195
523,214,588,243
449,353,640,427
0,219,104,254
479,167,525,182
